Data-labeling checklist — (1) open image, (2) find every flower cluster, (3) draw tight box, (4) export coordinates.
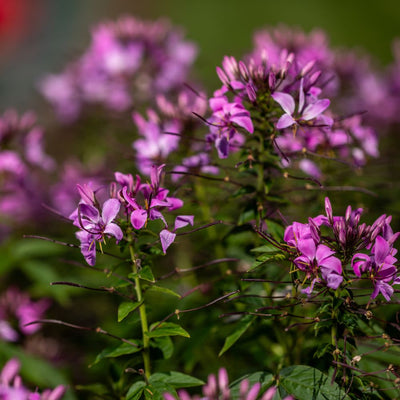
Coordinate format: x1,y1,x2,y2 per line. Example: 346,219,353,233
0,110,55,234
284,197,400,299
40,16,197,122
70,164,193,265
163,368,293,400
0,358,65,399
205,26,380,178
0,287,49,342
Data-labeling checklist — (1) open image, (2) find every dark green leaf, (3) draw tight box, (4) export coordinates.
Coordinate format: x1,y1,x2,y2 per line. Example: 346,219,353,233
151,336,174,359
229,371,274,400
219,315,255,356
91,340,141,366
146,285,181,298
139,265,155,282
75,383,110,396
150,371,204,388
148,322,190,338
118,301,142,322
279,365,350,400
126,381,146,400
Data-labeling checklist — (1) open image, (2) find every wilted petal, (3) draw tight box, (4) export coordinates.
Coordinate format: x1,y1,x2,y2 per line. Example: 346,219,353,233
160,229,176,254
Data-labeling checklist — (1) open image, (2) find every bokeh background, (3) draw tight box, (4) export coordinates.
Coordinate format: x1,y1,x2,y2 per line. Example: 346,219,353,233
1,0,400,111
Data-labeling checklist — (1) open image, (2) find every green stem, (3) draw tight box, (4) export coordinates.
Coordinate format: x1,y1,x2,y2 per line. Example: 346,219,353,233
129,245,151,379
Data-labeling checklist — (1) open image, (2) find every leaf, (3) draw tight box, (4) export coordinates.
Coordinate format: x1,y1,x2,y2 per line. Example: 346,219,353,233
229,372,274,400
126,381,146,400
144,381,176,400
91,340,141,366
250,244,278,253
146,285,181,298
248,252,286,272
264,219,285,241
150,371,204,388
151,336,174,359
118,301,142,322
139,265,155,282
75,383,110,396
219,315,255,356
279,365,350,400
147,322,190,339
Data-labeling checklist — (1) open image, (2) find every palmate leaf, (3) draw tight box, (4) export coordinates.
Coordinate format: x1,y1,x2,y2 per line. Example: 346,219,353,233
279,365,350,400
147,322,190,338
219,315,255,356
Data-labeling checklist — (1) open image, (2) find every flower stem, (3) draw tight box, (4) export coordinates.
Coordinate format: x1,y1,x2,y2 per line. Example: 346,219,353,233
129,245,151,379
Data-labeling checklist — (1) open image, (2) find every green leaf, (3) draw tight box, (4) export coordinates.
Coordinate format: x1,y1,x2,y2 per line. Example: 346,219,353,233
144,382,176,400
250,244,277,253
229,372,274,400
126,381,146,400
91,340,141,366
118,301,142,322
147,322,190,338
248,252,286,271
146,285,181,298
151,336,174,359
314,343,335,359
264,219,284,240
219,315,255,356
279,365,350,400
150,371,204,388
75,383,110,396
139,265,155,282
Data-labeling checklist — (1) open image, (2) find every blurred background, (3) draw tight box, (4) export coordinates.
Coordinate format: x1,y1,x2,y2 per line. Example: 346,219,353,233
1,0,400,110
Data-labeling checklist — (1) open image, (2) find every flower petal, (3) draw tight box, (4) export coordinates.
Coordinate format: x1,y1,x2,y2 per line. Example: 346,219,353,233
131,209,147,229
104,223,123,242
160,229,176,254
271,92,295,115
302,99,330,121
276,113,296,129
174,215,194,231
102,198,121,225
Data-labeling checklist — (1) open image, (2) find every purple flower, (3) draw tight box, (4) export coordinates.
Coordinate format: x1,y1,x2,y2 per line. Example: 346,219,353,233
352,236,399,301
207,96,253,158
0,358,66,400
272,79,330,130
294,240,343,293
164,368,293,400
160,215,194,253
133,110,181,175
71,197,123,266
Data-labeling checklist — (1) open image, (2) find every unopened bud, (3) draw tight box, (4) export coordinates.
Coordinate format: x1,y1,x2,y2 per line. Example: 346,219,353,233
351,355,362,364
